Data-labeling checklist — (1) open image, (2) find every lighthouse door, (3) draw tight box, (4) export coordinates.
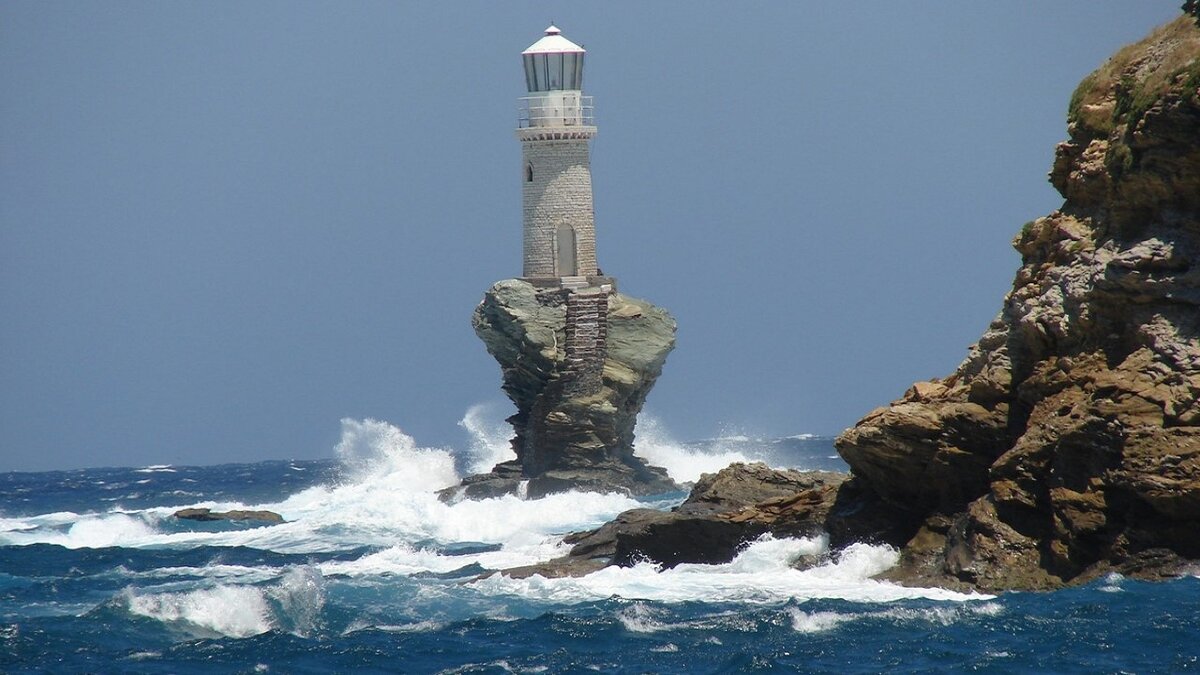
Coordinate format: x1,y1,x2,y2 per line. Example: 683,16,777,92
556,224,577,276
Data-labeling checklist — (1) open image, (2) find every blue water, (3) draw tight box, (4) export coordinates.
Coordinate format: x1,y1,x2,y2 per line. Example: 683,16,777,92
2,417,1197,673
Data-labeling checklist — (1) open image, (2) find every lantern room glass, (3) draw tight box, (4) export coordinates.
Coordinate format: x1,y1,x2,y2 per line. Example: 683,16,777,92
523,52,585,92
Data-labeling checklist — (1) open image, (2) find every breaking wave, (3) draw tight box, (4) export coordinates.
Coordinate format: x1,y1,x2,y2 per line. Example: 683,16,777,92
471,535,985,605
1,407,988,659
123,566,326,638
632,415,759,483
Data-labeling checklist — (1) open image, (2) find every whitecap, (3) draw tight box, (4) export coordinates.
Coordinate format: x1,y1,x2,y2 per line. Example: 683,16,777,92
123,565,326,639
124,584,273,638
134,465,176,474
617,602,671,633
871,601,1004,626
789,609,853,633
4,513,159,549
353,620,445,634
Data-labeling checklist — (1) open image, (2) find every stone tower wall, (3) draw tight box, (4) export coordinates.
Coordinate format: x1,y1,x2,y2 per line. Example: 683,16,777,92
521,140,597,278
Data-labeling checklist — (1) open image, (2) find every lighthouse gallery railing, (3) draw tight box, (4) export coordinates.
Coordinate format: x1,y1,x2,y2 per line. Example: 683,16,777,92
517,95,594,128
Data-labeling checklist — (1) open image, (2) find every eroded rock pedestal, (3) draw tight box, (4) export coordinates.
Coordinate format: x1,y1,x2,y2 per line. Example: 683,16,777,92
451,279,678,500
835,17,1200,591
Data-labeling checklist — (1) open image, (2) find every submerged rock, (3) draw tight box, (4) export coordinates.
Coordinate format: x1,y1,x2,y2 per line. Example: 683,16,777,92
172,508,284,523
448,279,678,500
835,17,1200,591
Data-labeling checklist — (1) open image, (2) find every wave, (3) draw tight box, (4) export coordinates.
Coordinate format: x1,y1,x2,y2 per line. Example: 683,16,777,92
1,513,159,550
0,419,645,569
123,566,326,639
632,416,760,483
333,418,459,492
0,411,968,621
457,403,517,475
789,600,1005,634
134,465,177,474
471,535,989,605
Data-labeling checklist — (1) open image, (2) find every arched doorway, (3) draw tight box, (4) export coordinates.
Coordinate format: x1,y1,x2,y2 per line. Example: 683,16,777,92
556,224,577,276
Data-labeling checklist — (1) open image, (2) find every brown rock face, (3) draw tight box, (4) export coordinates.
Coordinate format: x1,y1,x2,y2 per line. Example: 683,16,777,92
836,18,1200,591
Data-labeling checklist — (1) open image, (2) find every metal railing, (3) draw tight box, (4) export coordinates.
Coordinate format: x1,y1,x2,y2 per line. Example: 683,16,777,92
518,95,594,128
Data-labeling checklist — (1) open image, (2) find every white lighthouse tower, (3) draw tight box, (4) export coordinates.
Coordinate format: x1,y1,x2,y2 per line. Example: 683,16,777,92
518,26,598,283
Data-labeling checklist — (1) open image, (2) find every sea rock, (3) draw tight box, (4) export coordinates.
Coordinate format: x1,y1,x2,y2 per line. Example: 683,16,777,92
172,508,284,523
499,462,910,578
836,17,1200,591
448,279,678,499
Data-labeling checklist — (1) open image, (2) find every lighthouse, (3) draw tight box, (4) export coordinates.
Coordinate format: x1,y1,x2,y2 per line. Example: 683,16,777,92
455,25,678,500
518,26,598,283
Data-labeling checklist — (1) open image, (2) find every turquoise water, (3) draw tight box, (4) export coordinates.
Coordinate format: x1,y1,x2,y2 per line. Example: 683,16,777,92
2,418,1196,673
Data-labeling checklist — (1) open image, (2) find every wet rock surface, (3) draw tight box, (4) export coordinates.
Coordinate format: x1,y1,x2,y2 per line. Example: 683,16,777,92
172,508,284,523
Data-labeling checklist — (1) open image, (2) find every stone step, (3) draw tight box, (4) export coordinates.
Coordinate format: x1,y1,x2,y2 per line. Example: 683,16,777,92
561,290,609,397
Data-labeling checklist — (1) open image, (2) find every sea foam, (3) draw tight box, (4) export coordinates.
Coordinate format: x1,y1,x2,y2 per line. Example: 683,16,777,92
457,402,517,475
632,415,758,483
123,566,326,639
1,418,645,570
124,583,273,638
472,535,987,605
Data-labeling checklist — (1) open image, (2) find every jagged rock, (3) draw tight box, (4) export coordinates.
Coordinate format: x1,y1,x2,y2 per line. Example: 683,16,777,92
439,461,524,501
452,279,678,499
172,508,284,523
836,17,1200,591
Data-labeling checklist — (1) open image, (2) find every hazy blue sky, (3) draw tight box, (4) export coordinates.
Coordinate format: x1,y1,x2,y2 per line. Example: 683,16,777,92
1,2,1183,471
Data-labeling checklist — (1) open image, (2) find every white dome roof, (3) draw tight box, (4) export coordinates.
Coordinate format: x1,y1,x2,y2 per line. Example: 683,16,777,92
522,25,585,55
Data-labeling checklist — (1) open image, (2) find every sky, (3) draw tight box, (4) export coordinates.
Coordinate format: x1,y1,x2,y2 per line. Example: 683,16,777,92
0,2,1185,472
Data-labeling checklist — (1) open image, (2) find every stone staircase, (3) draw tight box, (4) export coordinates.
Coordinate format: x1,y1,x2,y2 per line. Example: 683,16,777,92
560,275,590,290
562,290,608,397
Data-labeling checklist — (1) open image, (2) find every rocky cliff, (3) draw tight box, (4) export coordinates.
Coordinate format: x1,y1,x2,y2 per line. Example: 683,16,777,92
835,17,1200,591
450,279,678,500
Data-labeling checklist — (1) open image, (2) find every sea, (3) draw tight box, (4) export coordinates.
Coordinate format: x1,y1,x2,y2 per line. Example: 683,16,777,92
2,407,1198,674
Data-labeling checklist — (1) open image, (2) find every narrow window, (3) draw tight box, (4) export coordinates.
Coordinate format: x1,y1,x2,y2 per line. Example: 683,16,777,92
525,163,534,182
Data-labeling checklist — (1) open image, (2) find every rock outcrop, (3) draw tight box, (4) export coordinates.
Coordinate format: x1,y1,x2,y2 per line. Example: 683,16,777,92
501,463,858,577
835,17,1200,591
499,462,918,579
450,279,678,499
172,508,284,524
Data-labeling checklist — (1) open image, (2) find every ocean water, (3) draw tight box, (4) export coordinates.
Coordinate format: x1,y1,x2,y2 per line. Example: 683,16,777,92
2,409,1198,673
